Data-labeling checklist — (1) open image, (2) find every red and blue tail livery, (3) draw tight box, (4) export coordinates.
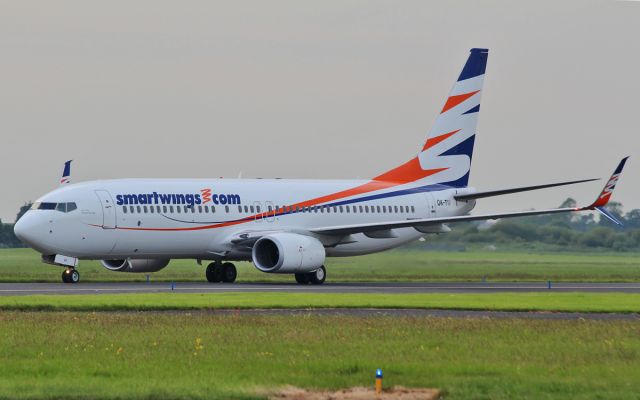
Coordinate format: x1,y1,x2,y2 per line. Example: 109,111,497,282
60,160,72,185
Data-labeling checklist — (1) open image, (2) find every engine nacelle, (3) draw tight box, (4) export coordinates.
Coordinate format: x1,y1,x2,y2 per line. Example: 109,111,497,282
101,259,170,273
252,233,325,273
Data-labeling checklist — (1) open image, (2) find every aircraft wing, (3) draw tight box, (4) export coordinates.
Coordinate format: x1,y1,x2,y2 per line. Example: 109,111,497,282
454,178,599,201
311,157,629,236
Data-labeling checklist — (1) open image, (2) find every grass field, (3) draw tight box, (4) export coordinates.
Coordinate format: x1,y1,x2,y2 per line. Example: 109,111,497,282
2,292,640,313
1,248,640,283
1,311,639,399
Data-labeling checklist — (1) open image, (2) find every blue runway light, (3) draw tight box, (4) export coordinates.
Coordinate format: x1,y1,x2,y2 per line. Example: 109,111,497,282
375,368,383,394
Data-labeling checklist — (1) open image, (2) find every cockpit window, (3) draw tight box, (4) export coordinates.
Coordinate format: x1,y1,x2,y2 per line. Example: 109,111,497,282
33,202,77,213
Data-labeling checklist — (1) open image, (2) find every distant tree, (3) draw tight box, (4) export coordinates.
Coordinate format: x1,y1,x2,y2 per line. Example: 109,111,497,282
15,202,32,222
624,209,640,229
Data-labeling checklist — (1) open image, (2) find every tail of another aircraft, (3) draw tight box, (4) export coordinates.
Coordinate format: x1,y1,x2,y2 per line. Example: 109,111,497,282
374,48,487,187
60,160,72,185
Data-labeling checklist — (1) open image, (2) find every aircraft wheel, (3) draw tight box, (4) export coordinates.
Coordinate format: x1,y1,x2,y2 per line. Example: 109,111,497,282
295,273,311,285
206,263,223,283
62,268,80,284
309,266,326,285
221,262,237,283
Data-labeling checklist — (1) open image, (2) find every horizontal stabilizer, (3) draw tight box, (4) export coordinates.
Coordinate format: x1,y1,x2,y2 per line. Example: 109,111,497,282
454,178,599,201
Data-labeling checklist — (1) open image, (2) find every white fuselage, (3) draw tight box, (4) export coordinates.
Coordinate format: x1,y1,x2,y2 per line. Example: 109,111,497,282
16,178,476,262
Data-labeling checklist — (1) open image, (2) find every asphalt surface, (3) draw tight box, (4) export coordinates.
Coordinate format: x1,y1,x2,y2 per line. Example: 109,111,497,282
2,281,640,295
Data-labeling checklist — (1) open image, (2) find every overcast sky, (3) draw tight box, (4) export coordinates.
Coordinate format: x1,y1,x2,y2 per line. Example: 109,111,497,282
1,0,638,222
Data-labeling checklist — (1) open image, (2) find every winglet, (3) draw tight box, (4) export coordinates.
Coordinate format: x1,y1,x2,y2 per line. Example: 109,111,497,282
60,160,72,185
589,157,628,208
584,157,629,226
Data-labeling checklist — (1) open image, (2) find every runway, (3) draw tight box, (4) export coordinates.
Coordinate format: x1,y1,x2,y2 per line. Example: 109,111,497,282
2,281,640,296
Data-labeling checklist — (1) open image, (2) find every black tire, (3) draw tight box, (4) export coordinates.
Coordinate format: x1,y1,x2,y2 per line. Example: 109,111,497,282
221,263,237,283
70,269,80,283
295,273,311,285
206,263,223,283
62,268,79,284
309,266,326,285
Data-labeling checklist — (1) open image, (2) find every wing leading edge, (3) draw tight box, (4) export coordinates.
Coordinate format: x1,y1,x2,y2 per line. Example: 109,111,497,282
312,158,629,236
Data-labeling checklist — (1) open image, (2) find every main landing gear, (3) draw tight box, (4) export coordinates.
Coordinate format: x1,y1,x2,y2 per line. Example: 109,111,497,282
295,265,326,285
62,268,80,284
206,262,237,283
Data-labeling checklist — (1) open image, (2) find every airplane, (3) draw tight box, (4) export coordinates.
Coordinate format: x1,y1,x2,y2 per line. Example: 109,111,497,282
14,48,628,284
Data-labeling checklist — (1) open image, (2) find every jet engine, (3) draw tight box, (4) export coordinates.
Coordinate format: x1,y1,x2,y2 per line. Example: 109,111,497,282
252,233,325,273
101,259,170,273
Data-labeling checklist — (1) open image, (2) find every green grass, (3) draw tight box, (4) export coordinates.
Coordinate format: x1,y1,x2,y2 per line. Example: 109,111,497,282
1,311,639,399
2,248,640,283
1,292,640,313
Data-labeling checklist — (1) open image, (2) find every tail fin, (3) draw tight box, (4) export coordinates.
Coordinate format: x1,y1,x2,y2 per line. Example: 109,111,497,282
374,48,487,187
60,160,72,185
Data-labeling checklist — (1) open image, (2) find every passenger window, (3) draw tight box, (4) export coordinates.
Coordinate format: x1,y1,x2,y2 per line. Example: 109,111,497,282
137,206,142,213
56,203,66,212
225,206,229,213
157,206,161,213
191,206,195,213
376,206,381,213
177,206,181,213
411,206,415,213
250,205,254,213
150,206,154,214
238,206,243,213
346,206,350,213
364,206,369,213
244,205,249,213
123,206,127,214
383,206,387,213
204,206,209,213
170,206,174,213
163,206,167,213
256,206,261,213
183,206,188,213
130,206,135,213
198,206,202,213
394,206,398,213
359,206,364,213
211,206,215,213
143,206,148,213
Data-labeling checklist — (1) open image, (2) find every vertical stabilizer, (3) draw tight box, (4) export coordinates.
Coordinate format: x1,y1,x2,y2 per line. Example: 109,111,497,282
374,49,488,188
60,160,72,185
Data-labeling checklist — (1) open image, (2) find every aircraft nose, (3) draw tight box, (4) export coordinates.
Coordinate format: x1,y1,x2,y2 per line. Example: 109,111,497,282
14,212,49,251
14,213,34,243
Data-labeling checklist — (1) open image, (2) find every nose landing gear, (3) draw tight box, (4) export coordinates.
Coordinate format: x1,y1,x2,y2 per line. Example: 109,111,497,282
62,268,80,283
205,262,237,283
